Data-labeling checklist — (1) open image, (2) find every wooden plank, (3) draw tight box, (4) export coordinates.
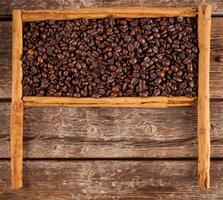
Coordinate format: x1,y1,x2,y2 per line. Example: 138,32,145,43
1,160,223,199
0,21,12,98
23,96,196,108
0,0,223,16
1,101,223,159
21,7,197,14
197,4,211,190
21,7,197,21
11,10,23,189
0,17,223,99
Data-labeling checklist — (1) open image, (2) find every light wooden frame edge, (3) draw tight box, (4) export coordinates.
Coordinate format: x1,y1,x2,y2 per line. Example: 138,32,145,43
11,10,23,189
10,5,211,190
198,4,211,190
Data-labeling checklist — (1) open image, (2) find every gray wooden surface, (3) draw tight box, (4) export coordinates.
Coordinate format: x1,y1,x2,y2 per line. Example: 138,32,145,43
0,0,223,199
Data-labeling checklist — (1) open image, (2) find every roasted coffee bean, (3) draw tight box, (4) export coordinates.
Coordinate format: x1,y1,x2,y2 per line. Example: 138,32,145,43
129,57,137,65
131,78,138,85
22,17,198,97
139,91,148,97
171,65,178,73
157,71,165,78
154,88,161,96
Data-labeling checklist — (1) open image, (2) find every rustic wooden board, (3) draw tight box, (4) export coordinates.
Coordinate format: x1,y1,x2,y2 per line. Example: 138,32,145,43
1,160,223,199
0,18,223,98
0,0,223,16
0,102,223,158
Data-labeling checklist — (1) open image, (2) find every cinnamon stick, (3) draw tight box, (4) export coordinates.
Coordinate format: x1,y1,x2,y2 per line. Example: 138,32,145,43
23,96,196,108
21,7,197,22
198,4,211,190
11,10,23,189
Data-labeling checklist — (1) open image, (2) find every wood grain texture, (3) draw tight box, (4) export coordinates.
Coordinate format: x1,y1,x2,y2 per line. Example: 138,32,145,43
23,96,196,108
1,101,223,159
1,160,223,199
0,0,223,15
0,18,222,98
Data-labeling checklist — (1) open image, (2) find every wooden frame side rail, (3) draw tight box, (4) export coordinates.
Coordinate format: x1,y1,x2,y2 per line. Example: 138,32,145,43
198,4,212,190
11,10,23,189
10,5,211,190
23,96,197,108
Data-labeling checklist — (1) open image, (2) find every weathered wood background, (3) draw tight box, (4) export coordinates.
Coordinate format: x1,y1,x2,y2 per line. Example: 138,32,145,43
0,0,223,199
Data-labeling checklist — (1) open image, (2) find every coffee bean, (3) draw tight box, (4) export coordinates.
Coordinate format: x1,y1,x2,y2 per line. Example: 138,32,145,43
23,85,30,95
76,62,82,70
154,33,160,38
176,70,183,77
154,88,161,96
131,78,138,85
179,81,187,90
28,49,34,55
171,65,178,73
157,71,165,78
139,91,148,97
37,56,43,63
22,17,198,97
187,64,193,73
129,57,137,65
167,37,172,44
57,54,64,60
155,78,162,84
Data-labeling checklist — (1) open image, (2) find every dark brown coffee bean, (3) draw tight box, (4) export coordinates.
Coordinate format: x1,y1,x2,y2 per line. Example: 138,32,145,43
176,70,183,77
154,88,161,96
23,85,30,95
37,56,43,63
81,90,88,97
167,37,172,44
162,60,170,66
168,25,175,32
179,81,187,90
187,64,193,73
157,71,165,78
28,49,34,55
57,54,64,60
139,91,148,97
131,78,138,85
76,62,82,70
154,33,160,38
129,57,137,65
137,35,146,45
171,65,178,73
155,78,162,84
108,76,115,83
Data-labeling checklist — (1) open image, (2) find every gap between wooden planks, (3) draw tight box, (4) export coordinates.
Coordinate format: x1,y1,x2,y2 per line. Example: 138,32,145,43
11,5,211,190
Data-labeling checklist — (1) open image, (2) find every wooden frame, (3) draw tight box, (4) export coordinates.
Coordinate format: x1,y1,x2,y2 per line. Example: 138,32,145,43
11,5,211,189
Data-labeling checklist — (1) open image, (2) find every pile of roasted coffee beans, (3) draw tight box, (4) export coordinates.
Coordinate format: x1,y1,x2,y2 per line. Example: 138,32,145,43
22,17,198,97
